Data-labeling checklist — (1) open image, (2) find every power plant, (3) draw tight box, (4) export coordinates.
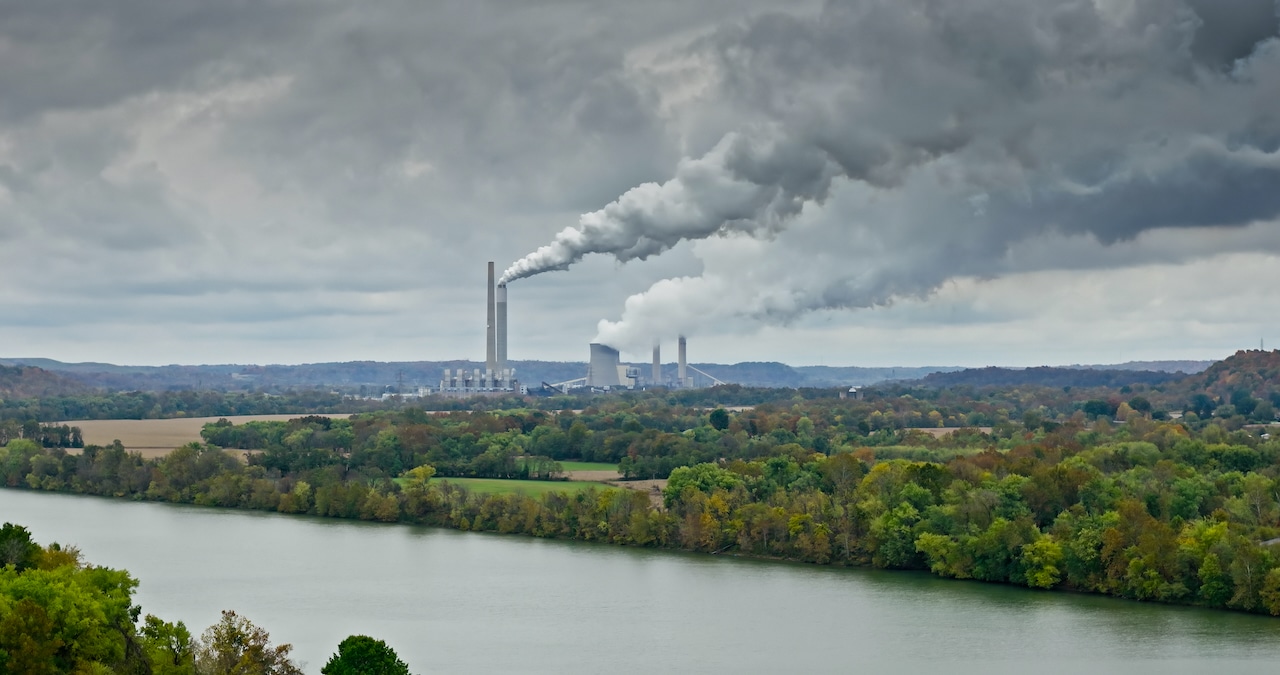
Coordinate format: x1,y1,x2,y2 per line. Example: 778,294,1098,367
441,261,711,394
439,262,519,395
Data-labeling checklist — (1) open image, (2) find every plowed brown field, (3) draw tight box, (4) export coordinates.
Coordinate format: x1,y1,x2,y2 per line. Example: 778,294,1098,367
66,414,347,458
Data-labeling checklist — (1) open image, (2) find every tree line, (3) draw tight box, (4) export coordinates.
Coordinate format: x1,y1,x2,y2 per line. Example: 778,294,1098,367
0,420,83,448
0,389,389,423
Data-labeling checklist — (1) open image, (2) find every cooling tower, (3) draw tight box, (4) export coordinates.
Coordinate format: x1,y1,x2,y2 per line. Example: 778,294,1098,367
496,283,508,370
587,343,622,387
486,262,497,371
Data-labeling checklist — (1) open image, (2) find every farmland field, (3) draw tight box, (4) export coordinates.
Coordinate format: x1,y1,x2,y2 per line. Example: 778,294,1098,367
554,461,618,473
430,477,615,497
65,414,353,458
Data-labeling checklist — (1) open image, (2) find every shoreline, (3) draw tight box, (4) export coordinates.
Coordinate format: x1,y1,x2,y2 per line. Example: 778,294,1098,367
4,483,1276,620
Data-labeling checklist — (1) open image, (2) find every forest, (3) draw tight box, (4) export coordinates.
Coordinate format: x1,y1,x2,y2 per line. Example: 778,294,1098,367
0,389,389,424
3,349,1280,617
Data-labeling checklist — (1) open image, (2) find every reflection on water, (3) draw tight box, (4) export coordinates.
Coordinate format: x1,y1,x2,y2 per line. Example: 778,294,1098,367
4,488,1279,675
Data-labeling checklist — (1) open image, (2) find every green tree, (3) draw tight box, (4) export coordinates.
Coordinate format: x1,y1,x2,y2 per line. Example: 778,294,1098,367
194,610,302,675
141,614,196,675
321,635,411,675
0,562,145,672
0,597,60,674
664,463,743,507
1021,536,1065,589
708,408,730,431
0,522,42,571
401,464,437,493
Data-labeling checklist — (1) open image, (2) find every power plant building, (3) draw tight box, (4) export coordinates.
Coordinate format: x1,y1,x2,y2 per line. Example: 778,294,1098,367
440,261,517,395
436,262,709,395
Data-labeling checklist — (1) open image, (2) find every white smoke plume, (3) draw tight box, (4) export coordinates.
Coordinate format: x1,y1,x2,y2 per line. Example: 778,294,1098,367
498,130,836,284
505,0,1280,352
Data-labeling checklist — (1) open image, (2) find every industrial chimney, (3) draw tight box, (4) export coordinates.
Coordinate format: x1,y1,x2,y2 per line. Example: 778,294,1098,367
678,335,687,386
496,283,508,371
652,343,661,385
486,262,497,372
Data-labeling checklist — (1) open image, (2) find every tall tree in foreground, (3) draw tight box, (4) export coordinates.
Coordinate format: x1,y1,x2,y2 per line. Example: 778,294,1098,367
322,635,412,675
194,610,302,675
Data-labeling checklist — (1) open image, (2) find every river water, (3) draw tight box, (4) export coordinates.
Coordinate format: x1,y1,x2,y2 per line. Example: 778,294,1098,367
3,489,1279,674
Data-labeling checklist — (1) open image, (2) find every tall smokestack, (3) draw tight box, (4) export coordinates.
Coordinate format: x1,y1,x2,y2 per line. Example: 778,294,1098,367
678,335,687,385
496,283,508,371
652,343,661,385
486,261,496,372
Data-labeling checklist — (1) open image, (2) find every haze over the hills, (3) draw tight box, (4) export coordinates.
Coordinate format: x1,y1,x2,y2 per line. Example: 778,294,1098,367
0,356,1214,393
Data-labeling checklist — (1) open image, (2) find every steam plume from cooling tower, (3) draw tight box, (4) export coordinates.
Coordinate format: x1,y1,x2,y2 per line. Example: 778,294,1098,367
503,0,1280,351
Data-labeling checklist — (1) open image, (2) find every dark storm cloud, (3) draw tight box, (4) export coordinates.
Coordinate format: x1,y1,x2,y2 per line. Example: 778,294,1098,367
491,0,1280,349
1185,0,1280,68
704,0,1280,242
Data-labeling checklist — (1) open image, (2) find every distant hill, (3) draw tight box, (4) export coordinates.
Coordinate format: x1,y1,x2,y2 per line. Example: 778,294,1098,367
1174,350,1280,401
696,362,959,387
0,365,88,398
794,365,963,386
1069,360,1213,374
0,358,589,393
920,366,1185,389
0,355,1220,393
0,357,959,392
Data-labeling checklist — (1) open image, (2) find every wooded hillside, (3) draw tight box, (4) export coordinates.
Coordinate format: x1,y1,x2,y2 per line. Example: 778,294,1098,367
0,365,87,399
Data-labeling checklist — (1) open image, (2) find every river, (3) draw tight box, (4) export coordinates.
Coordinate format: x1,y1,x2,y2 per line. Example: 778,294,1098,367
3,489,1279,674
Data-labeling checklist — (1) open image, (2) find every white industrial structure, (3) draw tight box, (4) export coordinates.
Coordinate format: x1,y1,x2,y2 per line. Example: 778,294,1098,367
652,343,661,385
440,261,517,395
587,342,623,387
580,335,705,390
496,282,508,370
678,335,691,388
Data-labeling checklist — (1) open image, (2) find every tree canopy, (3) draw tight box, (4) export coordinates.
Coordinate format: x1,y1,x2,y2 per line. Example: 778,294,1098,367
322,635,411,675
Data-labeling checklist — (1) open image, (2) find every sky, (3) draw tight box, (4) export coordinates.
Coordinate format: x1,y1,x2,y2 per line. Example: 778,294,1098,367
1,0,1278,368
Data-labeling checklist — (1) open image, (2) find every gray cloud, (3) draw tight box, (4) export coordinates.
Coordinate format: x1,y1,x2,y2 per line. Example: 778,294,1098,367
492,0,1280,351
1,1,797,358
1185,0,1280,68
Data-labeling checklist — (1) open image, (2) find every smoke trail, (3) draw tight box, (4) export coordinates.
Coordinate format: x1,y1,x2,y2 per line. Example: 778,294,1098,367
507,0,1280,348
498,130,837,284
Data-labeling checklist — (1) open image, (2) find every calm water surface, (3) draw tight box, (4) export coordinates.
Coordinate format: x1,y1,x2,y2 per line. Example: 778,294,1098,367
3,489,1279,674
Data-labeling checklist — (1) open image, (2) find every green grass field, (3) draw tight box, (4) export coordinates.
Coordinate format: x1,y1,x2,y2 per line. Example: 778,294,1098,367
555,461,619,473
429,477,615,497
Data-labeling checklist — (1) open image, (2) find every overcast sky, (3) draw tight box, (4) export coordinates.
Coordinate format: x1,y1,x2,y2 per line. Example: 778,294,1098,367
1,0,1278,368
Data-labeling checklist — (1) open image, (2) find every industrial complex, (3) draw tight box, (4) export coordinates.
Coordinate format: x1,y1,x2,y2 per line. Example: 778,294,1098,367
582,336,710,389
441,262,715,395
